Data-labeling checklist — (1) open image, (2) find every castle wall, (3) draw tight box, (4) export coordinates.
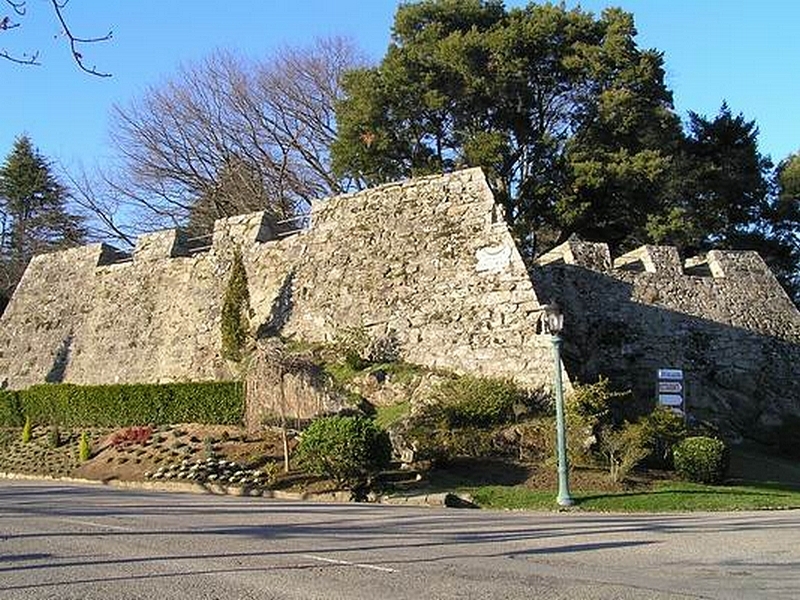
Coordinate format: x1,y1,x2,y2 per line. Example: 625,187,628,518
0,168,558,391
534,241,800,441
2,167,798,442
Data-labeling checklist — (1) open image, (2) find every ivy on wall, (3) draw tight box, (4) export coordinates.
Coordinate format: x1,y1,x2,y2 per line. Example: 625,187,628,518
221,248,251,362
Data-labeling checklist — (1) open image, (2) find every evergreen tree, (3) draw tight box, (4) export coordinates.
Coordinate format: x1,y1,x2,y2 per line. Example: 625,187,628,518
0,135,85,310
332,1,682,255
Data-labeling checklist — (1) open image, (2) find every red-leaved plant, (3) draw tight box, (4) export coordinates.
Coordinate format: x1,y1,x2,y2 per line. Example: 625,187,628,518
110,426,153,447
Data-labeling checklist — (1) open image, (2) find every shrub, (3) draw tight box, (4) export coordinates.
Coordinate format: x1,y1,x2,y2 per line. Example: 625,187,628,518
567,377,634,430
640,406,688,468
48,426,61,449
673,436,728,484
220,248,251,362
15,381,243,427
597,422,649,482
21,415,32,443
78,432,91,461
296,415,391,487
0,389,23,426
428,375,538,428
110,426,153,447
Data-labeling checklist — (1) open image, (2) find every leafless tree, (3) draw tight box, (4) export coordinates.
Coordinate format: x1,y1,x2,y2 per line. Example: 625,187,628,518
107,37,365,235
1,0,111,77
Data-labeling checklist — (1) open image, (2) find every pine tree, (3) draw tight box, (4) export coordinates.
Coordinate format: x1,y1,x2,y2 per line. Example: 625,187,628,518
0,136,85,310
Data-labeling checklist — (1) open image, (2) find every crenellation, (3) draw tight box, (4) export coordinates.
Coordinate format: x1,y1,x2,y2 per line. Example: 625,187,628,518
134,229,186,262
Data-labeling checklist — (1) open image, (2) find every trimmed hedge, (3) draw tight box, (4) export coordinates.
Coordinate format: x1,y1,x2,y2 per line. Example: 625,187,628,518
0,382,243,427
0,389,24,427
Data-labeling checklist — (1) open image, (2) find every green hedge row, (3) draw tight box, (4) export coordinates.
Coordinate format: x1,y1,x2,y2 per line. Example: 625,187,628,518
0,382,243,427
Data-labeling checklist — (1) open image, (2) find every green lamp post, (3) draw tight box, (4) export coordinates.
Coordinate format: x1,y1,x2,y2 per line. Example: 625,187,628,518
543,301,574,507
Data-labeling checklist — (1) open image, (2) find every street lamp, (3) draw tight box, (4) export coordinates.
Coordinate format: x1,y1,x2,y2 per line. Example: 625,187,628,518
542,301,574,507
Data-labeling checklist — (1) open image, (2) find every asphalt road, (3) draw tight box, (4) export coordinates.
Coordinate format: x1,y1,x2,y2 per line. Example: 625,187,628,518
1,480,798,599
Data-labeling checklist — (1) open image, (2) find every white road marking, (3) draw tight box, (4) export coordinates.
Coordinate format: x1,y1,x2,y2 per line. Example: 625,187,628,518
59,517,134,532
301,554,397,573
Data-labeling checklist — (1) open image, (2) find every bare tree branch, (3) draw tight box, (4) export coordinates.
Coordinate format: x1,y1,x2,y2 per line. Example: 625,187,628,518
50,0,111,77
106,38,366,234
1,0,111,75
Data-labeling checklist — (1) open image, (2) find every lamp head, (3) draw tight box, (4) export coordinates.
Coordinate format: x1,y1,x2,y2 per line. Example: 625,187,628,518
543,301,564,335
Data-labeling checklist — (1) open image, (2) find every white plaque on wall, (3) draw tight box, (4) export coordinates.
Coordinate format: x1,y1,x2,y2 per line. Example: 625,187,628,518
475,244,512,273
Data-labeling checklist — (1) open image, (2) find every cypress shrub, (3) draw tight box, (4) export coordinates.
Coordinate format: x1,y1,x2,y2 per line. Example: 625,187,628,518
220,248,251,362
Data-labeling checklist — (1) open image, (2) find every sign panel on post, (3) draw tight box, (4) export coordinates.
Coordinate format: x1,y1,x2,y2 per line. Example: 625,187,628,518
658,394,683,407
657,369,684,381
657,368,685,417
658,381,683,394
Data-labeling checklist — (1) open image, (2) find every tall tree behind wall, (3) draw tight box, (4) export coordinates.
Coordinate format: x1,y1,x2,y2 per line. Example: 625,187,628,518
0,136,86,311
331,0,798,302
332,1,682,256
648,105,799,304
95,36,364,238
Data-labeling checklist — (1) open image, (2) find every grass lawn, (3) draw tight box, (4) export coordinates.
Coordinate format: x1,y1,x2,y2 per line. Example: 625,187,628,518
469,480,800,512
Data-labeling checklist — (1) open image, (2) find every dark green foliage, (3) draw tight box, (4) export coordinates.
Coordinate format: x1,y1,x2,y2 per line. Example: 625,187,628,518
567,379,684,479
332,2,798,290
0,389,23,427
395,376,543,464
639,406,688,468
566,376,636,434
8,381,243,428
333,1,681,255
296,415,392,486
0,135,86,307
47,426,61,449
778,414,800,459
673,436,729,484
221,249,251,362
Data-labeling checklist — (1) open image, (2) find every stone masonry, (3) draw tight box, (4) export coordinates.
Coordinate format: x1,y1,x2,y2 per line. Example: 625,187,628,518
1,167,799,442
534,241,800,442
0,168,556,392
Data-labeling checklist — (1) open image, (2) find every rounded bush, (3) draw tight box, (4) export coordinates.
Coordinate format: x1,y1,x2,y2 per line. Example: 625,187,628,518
296,415,391,487
673,436,728,484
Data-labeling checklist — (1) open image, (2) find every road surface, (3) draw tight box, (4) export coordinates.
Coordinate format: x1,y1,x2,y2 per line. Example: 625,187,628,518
1,480,798,599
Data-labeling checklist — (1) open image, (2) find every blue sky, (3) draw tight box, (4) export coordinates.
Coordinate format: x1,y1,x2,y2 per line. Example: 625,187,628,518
3,0,799,176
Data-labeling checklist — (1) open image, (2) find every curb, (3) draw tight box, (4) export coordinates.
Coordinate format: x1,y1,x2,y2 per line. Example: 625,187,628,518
0,471,473,507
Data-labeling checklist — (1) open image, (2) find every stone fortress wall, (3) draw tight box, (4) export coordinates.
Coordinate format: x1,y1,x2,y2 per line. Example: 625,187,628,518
0,168,557,392
534,241,800,441
1,167,798,441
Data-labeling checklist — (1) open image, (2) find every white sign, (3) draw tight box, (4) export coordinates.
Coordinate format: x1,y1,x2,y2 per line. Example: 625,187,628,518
475,244,512,273
658,381,683,393
659,394,684,407
658,368,684,381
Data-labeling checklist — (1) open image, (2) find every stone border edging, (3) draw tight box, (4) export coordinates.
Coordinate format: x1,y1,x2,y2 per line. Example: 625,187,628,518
0,471,474,507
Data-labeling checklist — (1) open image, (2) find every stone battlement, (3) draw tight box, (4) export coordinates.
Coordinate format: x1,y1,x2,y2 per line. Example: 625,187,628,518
1,168,798,442
0,168,558,393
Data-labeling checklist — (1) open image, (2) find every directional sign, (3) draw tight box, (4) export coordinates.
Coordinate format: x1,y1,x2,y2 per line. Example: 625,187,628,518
659,394,684,407
658,369,684,381
658,381,683,394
